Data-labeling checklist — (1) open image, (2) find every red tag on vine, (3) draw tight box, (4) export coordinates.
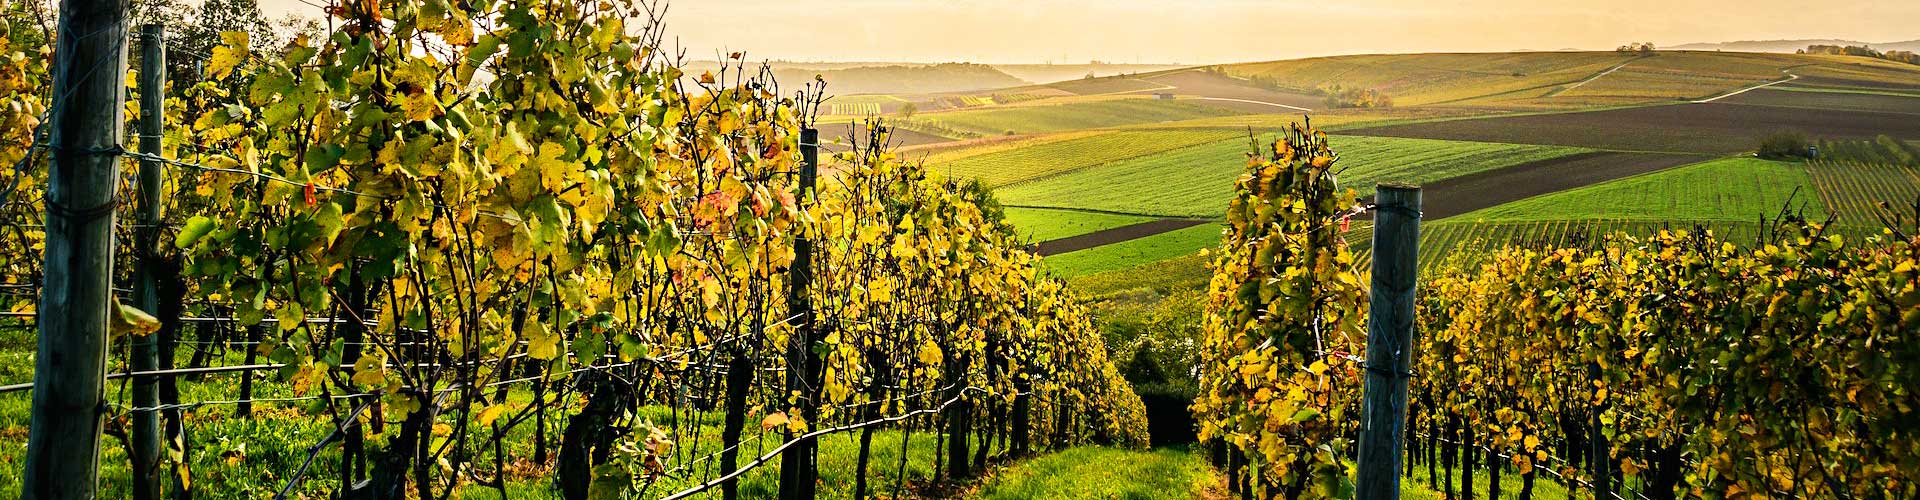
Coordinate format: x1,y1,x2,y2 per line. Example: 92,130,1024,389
304,182,318,206
1339,216,1352,232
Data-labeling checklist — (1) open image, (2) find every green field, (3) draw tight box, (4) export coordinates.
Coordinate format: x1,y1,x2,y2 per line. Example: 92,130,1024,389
1066,252,1213,297
1456,157,1826,223
1041,224,1222,278
937,129,1239,187
1005,207,1155,243
921,98,1246,137
1000,136,1592,217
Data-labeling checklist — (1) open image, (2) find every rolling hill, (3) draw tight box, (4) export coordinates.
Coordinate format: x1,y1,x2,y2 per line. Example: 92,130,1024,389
1671,38,1920,53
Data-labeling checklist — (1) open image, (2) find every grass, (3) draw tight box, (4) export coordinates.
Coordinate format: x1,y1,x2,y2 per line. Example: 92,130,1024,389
0,322,966,499
922,99,1246,137
1400,461,1581,500
1005,207,1156,243
1066,253,1213,298
1041,224,1222,278
1456,157,1826,223
936,129,1239,187
1000,135,1592,217
969,446,1219,500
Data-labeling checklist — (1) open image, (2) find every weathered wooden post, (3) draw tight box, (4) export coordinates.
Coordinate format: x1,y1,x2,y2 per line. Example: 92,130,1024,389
1355,183,1422,500
778,127,821,500
23,0,131,495
130,22,168,500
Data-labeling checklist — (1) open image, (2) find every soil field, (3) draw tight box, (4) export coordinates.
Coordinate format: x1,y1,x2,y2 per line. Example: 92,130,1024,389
1718,88,1920,115
1341,102,1920,154
1033,218,1214,256
1409,151,1709,220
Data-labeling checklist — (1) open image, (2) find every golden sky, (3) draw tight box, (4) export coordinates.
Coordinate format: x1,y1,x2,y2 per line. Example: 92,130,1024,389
258,0,1920,64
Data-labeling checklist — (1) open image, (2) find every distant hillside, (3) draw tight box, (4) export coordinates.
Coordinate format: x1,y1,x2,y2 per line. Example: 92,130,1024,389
682,62,1030,94
786,63,1030,94
1671,39,1920,53
1215,51,1920,110
1670,39,1868,52
991,64,1189,84
1882,40,1920,52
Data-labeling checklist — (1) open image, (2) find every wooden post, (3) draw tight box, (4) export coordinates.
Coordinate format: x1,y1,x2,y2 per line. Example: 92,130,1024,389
719,349,751,500
1354,183,1422,500
778,127,820,500
1589,363,1613,500
23,0,131,496
129,22,167,500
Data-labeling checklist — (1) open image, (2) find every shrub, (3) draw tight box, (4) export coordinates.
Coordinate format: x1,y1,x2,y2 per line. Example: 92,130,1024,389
1757,131,1810,159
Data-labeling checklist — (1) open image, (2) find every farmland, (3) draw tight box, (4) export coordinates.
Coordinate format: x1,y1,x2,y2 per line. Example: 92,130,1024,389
1039,223,1223,278
882,50,1920,301
1803,160,1920,228
1221,51,1641,106
1717,87,1920,114
997,135,1595,217
912,98,1249,137
1340,102,1920,153
1455,158,1826,222
937,129,1239,186
1005,207,1155,242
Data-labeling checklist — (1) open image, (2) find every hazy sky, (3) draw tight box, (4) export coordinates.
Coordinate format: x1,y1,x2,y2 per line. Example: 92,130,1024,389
256,0,1920,64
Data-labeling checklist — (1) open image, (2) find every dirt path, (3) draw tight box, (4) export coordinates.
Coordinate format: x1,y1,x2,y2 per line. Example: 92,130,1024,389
1549,59,1637,97
1191,97,1313,112
1034,218,1214,256
1694,73,1800,103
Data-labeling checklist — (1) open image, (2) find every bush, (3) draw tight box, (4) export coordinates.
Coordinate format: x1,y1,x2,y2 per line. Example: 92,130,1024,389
1757,131,1810,159
1319,85,1394,109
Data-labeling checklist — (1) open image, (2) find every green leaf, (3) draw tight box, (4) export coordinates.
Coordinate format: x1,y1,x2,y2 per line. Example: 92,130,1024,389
314,202,346,247
176,216,217,249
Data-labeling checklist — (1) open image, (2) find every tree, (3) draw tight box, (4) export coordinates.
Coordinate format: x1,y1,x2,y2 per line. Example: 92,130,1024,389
897,101,917,120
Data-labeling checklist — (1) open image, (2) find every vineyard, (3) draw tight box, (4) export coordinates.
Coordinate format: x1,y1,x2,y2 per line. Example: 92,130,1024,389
1,1,1148,499
1194,123,1920,500
1805,159,1920,228
7,0,1920,498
